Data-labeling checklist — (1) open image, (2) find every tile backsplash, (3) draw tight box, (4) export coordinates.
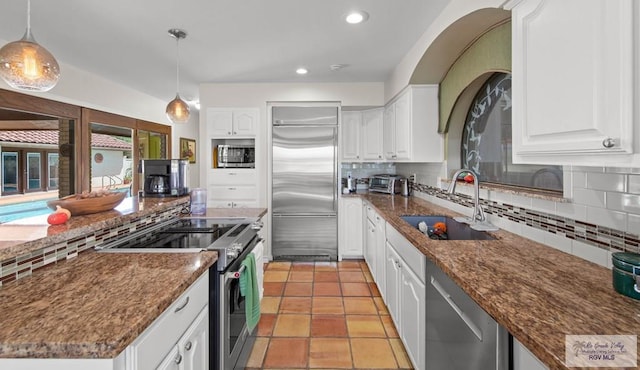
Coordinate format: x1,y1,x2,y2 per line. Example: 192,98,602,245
397,163,640,268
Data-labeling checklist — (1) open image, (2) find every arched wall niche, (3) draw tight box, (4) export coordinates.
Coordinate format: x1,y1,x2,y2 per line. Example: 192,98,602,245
409,8,510,86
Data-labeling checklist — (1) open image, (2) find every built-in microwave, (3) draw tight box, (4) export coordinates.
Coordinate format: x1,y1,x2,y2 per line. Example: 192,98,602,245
216,145,255,168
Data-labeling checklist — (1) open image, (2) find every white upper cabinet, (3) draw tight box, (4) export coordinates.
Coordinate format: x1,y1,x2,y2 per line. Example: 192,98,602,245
383,85,443,162
362,108,384,161
507,0,636,165
206,108,259,137
341,111,362,161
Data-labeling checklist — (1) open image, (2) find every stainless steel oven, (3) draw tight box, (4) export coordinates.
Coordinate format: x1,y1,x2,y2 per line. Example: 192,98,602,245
215,234,260,370
95,217,263,370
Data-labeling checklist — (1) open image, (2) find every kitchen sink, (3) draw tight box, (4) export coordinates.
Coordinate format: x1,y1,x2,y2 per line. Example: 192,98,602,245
400,215,496,241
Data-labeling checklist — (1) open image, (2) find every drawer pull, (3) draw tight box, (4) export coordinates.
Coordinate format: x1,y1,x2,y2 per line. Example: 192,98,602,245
174,296,190,313
174,353,183,364
185,341,193,351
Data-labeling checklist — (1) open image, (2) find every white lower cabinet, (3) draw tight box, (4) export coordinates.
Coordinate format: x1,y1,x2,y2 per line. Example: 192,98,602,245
364,202,386,298
383,224,426,370
338,197,363,259
126,271,209,370
156,307,208,370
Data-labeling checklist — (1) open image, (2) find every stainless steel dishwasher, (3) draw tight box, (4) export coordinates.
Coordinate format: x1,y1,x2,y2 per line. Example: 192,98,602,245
426,259,511,369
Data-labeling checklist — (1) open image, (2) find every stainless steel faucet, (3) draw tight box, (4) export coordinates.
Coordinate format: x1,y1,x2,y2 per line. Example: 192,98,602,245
447,169,498,231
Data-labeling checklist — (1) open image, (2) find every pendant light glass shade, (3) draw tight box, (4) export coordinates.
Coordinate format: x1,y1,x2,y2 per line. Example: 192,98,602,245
165,29,190,124
0,0,59,92
166,93,190,124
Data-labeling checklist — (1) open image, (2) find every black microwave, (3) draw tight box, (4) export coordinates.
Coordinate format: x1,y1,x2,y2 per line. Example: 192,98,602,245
216,145,255,168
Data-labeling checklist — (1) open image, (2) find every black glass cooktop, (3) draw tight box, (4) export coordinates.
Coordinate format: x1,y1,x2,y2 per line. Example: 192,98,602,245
104,218,245,250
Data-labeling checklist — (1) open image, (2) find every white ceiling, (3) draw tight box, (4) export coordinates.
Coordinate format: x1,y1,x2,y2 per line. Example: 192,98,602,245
0,1,450,105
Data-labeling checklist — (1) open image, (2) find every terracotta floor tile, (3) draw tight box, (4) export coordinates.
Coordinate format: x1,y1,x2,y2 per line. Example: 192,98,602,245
284,282,313,296
291,261,316,271
341,282,372,296
314,261,338,271
363,269,375,282
310,315,348,337
264,270,290,282
279,297,312,314
247,337,269,368
309,338,352,368
339,271,366,282
312,297,344,315
314,271,339,282
381,315,399,338
272,314,311,337
267,261,292,271
263,338,309,368
264,282,285,296
256,313,277,336
337,260,362,270
350,338,398,369
390,338,413,368
343,297,378,315
261,296,281,314
313,282,342,296
288,270,314,282
359,260,371,271
346,315,387,337
369,282,382,297
373,297,390,315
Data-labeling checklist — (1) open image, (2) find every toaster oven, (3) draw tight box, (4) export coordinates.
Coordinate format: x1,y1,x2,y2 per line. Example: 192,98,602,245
369,174,402,194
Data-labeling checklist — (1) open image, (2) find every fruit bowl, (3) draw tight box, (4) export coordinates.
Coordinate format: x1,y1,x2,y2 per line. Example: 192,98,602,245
46,191,126,216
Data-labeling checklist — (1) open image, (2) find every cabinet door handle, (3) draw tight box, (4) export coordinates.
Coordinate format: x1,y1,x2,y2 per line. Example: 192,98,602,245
174,353,183,364
174,296,190,313
378,155,382,159
233,131,237,134
228,172,237,175
227,131,232,135
185,341,193,351
602,137,616,148
228,187,237,190
392,154,397,159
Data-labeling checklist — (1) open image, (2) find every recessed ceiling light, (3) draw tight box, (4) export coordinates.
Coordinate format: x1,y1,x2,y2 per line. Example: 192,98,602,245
296,68,308,75
345,11,369,24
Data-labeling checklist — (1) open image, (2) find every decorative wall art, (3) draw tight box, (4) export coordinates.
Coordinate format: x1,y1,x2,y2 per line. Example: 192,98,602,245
180,138,196,164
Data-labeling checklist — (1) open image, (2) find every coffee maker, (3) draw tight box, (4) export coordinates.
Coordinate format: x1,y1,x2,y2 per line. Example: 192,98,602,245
141,159,189,197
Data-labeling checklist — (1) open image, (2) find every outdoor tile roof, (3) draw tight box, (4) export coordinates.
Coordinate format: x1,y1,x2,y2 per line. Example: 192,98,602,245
0,130,131,150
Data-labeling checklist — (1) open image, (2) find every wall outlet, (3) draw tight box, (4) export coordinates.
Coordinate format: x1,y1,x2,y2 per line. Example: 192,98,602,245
410,173,416,182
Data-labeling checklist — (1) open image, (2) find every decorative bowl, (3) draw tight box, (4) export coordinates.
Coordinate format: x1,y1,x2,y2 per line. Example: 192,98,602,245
46,191,126,216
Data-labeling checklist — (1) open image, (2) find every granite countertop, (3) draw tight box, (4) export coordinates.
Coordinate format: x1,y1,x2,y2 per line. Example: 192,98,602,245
360,193,640,370
0,200,266,359
0,250,216,358
0,196,190,261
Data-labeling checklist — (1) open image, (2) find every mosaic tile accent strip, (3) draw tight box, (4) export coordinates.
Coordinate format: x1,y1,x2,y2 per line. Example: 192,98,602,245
412,182,640,255
0,207,182,287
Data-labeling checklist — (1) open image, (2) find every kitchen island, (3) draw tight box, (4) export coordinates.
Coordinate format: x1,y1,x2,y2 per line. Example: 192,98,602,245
0,196,266,364
357,192,640,370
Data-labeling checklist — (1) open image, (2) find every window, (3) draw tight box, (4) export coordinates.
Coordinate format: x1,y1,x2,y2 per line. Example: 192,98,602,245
461,73,563,192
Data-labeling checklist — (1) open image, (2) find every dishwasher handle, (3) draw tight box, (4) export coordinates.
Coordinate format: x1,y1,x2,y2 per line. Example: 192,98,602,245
430,275,483,341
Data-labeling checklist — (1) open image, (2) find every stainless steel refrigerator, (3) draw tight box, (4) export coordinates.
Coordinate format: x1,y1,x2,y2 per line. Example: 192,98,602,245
271,105,338,260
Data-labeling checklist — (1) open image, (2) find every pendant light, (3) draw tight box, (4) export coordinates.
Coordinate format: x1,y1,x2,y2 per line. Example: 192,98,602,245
165,28,190,124
0,0,60,92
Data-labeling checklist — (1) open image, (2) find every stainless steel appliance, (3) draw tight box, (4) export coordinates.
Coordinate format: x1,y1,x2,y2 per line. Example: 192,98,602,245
217,145,255,168
141,159,189,197
96,217,263,370
271,105,338,260
369,174,402,194
426,259,511,369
